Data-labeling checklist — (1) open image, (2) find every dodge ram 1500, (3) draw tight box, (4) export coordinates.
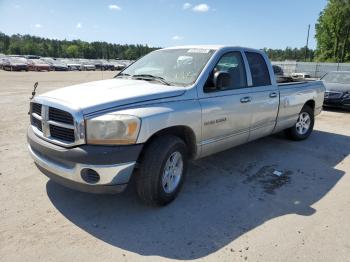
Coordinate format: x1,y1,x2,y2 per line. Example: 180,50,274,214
27,46,325,205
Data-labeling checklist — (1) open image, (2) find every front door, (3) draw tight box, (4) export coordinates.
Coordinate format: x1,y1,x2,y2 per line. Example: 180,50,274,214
198,51,252,157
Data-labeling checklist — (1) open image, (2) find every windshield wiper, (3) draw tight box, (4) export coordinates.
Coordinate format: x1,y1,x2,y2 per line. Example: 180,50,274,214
115,72,131,78
132,74,171,86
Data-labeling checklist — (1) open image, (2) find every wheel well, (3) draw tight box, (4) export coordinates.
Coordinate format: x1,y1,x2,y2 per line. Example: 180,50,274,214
304,100,315,111
141,126,197,160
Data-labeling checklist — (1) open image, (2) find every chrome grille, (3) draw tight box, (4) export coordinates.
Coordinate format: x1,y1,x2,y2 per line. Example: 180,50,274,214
49,125,75,142
31,116,42,131
32,103,42,115
30,102,81,146
49,107,74,125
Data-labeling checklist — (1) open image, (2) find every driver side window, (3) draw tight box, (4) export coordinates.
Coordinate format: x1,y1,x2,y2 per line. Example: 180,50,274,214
205,52,247,92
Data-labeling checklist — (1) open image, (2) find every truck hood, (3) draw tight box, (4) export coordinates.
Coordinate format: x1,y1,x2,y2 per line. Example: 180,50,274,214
39,78,186,114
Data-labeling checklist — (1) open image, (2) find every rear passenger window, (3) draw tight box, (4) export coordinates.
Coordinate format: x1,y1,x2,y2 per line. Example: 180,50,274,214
245,52,271,86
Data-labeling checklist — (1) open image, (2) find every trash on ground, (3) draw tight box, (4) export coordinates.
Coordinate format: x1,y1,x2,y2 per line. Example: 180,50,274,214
273,170,283,177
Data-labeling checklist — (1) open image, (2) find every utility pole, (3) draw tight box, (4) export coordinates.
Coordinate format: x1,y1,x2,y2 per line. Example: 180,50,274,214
304,24,310,62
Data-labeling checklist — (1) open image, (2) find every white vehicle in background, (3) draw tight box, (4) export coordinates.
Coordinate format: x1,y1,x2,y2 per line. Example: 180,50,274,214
79,59,96,71
61,59,82,71
291,72,317,80
110,60,127,70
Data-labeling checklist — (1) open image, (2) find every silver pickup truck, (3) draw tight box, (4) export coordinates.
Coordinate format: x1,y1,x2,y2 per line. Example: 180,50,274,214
27,45,325,205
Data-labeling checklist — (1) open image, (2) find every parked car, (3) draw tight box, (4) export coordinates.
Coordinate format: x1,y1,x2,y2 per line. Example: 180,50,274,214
90,60,114,71
321,71,350,110
41,58,68,71
80,59,96,71
0,54,7,69
65,60,82,71
113,61,127,70
27,59,51,71
0,57,7,69
99,60,115,71
272,65,293,83
27,45,325,206
2,57,28,71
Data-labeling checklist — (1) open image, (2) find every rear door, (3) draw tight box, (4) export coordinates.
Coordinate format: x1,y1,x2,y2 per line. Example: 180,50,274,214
244,51,279,141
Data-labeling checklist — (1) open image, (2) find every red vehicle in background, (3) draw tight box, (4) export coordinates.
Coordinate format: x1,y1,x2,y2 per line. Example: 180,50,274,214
2,57,29,71
27,59,51,71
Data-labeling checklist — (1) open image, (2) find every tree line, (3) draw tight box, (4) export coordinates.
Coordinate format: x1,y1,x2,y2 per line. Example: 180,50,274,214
315,0,350,62
264,47,315,62
0,32,317,62
0,32,157,60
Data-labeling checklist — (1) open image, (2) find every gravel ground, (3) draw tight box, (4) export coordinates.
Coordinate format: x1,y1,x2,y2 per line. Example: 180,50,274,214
0,71,349,262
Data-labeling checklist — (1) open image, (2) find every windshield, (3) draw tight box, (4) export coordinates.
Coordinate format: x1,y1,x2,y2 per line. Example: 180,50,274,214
120,48,215,86
322,72,350,84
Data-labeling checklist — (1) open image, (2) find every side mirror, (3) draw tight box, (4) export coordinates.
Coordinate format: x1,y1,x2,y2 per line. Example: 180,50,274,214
214,71,231,90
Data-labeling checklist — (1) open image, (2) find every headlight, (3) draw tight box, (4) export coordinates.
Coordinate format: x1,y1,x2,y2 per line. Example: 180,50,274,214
343,92,350,98
86,114,141,145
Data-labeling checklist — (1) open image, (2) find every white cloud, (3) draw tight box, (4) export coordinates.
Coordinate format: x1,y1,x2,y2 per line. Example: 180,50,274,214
34,24,42,28
183,3,192,9
172,35,184,40
76,22,82,29
193,3,210,12
108,4,121,10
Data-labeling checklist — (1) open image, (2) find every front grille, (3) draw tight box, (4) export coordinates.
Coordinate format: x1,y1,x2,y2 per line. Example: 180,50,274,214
32,103,42,115
49,125,75,142
30,102,78,145
31,117,42,131
49,107,74,125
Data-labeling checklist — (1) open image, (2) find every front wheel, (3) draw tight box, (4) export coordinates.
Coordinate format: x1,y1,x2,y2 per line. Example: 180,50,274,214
285,105,314,140
136,135,188,206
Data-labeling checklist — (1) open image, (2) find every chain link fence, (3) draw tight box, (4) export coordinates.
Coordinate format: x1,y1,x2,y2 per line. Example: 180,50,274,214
271,61,350,78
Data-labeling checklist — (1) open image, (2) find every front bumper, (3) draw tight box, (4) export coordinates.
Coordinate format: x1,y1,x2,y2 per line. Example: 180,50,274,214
27,127,143,193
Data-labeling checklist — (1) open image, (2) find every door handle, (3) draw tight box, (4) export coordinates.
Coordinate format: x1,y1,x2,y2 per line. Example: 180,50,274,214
269,92,278,98
240,96,251,103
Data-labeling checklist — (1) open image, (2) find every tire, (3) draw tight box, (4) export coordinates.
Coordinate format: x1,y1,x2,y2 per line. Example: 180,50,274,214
285,105,314,141
136,135,188,206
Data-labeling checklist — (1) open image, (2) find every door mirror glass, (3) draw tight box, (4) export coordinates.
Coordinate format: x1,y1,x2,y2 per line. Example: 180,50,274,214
214,71,231,90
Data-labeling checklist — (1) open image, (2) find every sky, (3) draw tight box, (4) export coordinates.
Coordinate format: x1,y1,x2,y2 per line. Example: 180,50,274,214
0,0,328,49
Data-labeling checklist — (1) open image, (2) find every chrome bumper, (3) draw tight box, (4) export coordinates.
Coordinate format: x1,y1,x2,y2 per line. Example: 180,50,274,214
28,144,136,186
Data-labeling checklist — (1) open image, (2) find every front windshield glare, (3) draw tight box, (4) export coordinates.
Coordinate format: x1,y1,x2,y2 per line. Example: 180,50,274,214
120,48,215,86
322,72,350,84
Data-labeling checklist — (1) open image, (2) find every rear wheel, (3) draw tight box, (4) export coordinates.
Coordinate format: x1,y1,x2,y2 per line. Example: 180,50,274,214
136,135,188,206
285,105,314,140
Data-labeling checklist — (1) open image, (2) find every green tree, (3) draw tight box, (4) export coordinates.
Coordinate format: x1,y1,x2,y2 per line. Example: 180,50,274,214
66,44,80,58
315,0,350,62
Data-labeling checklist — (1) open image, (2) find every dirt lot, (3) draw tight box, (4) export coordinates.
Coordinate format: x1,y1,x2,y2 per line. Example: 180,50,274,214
0,71,349,262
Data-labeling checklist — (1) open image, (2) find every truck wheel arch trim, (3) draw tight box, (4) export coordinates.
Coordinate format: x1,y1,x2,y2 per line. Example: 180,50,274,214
139,125,198,160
